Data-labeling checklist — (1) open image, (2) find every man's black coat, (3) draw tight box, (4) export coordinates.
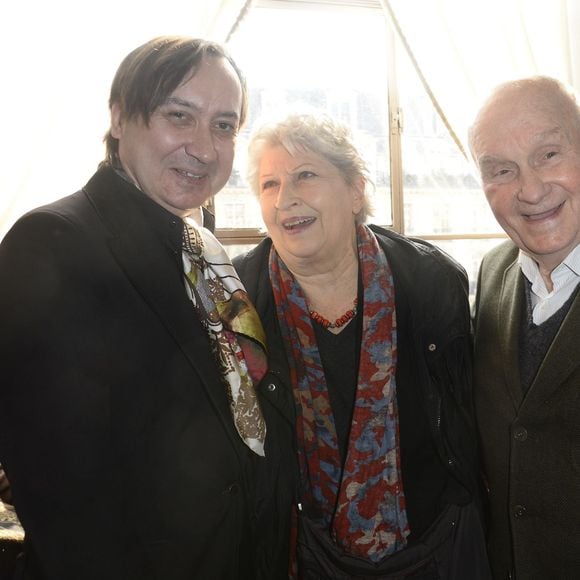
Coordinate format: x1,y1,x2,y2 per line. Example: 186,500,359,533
0,166,257,580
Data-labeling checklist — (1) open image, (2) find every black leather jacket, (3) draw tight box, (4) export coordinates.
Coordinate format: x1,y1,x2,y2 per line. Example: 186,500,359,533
234,225,483,579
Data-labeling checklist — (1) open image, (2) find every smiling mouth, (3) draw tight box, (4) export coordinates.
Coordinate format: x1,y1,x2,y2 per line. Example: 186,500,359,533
523,202,564,221
282,217,316,230
175,168,205,180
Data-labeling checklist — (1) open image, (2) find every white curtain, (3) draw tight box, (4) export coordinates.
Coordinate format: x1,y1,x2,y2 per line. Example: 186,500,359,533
0,0,248,238
381,0,580,156
3,0,577,237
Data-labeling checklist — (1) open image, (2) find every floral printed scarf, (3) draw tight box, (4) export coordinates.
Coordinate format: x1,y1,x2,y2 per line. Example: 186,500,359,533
269,224,409,561
183,219,267,456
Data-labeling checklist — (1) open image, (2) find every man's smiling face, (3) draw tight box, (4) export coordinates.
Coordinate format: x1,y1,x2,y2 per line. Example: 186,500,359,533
110,55,243,217
471,85,580,273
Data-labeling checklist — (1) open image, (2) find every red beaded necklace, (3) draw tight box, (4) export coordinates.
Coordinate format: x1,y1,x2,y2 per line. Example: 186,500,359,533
309,298,358,329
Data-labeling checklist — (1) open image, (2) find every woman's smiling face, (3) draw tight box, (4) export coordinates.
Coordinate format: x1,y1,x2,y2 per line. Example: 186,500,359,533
258,145,363,269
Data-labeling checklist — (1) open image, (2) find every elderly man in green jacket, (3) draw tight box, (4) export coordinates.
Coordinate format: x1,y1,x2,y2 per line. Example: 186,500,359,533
469,76,580,580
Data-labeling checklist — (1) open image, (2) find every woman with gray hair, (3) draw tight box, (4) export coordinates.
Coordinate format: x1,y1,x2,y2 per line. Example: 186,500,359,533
234,113,490,579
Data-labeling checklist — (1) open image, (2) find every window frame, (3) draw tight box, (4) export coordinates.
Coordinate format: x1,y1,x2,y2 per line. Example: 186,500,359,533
214,0,507,250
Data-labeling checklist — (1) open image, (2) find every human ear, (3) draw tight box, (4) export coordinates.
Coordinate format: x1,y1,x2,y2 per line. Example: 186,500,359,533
351,176,365,214
110,103,124,139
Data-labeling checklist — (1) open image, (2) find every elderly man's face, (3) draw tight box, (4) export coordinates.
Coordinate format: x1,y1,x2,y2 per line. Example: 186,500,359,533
111,56,242,217
471,91,580,273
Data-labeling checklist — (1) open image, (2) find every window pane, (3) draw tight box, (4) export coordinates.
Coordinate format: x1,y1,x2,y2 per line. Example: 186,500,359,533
432,237,506,299
396,43,502,236
225,244,256,260
222,2,392,230
392,34,505,299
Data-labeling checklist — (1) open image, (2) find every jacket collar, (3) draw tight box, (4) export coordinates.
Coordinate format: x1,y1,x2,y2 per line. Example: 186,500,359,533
497,259,526,409
523,286,580,408
82,165,247,456
498,254,580,410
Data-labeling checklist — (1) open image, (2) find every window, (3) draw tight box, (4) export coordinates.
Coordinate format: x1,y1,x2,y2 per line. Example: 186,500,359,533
218,0,505,291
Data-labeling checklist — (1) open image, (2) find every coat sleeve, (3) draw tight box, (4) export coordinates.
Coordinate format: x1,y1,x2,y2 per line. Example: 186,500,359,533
0,210,126,579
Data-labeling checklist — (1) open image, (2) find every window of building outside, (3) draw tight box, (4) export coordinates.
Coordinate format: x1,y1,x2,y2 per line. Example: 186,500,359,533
219,0,506,298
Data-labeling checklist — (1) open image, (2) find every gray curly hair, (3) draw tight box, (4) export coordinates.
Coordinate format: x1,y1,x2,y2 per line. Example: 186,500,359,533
246,113,373,224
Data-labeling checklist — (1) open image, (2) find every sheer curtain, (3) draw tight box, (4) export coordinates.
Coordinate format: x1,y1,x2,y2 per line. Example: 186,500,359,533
381,0,580,157
0,0,249,238
3,0,577,238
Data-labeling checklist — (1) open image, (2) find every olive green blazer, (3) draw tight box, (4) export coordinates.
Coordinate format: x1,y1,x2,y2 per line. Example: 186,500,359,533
473,240,580,579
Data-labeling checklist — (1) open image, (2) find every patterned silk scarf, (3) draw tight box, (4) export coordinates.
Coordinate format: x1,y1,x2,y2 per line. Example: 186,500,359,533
182,219,268,456
269,224,409,561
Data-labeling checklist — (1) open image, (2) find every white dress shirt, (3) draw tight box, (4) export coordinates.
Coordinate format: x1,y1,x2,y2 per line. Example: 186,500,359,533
518,244,580,325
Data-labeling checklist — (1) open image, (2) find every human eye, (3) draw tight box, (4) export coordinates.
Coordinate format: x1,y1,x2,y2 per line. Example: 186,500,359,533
298,170,316,180
162,108,191,126
481,161,516,184
214,118,239,136
260,179,278,193
490,167,516,184
527,146,562,169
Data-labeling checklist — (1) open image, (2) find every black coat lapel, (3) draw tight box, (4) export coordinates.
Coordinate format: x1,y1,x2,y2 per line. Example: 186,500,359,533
83,167,243,453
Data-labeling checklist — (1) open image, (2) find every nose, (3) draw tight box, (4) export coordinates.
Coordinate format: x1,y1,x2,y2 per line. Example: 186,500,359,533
274,180,299,210
517,168,551,204
184,123,217,164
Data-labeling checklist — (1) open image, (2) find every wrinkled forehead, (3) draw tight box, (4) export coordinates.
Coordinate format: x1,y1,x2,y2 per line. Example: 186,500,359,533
471,89,568,151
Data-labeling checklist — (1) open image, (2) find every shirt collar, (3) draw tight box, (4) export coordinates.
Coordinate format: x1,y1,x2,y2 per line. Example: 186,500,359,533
518,244,580,294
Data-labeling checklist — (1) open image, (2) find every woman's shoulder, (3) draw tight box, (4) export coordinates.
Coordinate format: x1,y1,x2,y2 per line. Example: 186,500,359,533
232,237,272,270
368,224,466,279
368,225,470,333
